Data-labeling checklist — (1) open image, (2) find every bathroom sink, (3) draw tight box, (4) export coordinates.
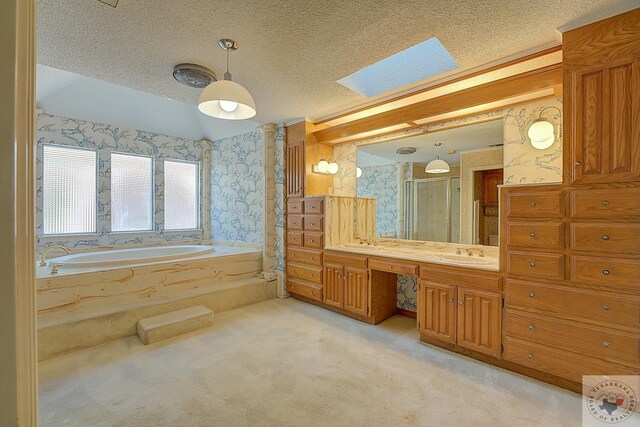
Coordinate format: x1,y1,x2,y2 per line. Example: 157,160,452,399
436,254,493,266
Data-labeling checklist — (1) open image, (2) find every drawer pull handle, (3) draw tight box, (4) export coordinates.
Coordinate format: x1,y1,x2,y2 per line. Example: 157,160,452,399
602,304,610,311
575,160,582,166
529,262,536,268
530,232,536,238
459,301,463,305
602,269,610,276
602,200,609,206
448,298,453,303
602,235,610,241
602,341,610,348
530,201,537,207
528,353,534,360
529,292,535,298
528,325,535,331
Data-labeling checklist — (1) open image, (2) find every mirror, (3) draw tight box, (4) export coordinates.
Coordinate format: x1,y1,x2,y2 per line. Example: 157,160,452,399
356,119,504,246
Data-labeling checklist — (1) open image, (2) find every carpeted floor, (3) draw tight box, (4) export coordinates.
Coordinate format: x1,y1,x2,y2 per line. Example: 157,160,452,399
39,298,583,426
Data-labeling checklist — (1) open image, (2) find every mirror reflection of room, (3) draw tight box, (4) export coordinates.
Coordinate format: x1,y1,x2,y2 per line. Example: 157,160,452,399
356,119,504,246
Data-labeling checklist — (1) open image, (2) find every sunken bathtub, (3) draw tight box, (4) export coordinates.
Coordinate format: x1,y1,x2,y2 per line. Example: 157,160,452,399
36,243,275,360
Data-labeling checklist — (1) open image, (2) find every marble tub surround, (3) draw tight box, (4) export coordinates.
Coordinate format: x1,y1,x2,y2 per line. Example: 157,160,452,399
327,238,499,271
37,242,271,360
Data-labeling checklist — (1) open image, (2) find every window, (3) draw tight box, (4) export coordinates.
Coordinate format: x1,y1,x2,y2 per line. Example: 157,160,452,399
111,153,153,232
43,145,97,235
164,160,199,230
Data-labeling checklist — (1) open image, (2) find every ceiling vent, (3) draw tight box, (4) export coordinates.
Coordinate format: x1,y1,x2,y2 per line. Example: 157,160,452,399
396,147,417,155
173,64,217,89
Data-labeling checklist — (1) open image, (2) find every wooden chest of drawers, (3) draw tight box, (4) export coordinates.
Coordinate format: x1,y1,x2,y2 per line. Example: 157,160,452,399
286,197,326,299
505,280,640,330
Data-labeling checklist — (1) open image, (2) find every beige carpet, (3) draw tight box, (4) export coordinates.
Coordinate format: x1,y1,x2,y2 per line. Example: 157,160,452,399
39,298,582,426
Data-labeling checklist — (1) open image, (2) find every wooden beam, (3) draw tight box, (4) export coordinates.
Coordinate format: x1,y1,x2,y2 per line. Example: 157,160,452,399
314,64,563,143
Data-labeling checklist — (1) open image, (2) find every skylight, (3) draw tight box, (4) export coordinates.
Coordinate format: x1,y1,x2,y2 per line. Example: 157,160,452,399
337,37,458,98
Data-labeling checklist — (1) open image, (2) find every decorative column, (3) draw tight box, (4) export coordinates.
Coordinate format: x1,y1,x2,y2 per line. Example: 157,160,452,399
256,124,278,283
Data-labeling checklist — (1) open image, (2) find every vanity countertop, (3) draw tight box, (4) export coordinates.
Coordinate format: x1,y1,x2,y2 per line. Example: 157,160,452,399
325,243,500,272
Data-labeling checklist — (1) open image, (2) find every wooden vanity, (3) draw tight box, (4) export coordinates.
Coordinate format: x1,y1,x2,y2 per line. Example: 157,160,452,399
284,9,640,394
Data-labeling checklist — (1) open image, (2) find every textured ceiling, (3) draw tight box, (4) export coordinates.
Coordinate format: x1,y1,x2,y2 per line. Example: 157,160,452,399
37,0,636,126
357,120,503,166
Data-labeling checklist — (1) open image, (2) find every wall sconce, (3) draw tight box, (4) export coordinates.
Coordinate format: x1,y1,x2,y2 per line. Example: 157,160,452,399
356,167,362,178
527,106,562,150
313,159,339,175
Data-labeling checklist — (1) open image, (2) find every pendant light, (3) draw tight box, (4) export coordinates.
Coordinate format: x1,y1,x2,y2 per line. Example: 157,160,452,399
425,143,450,174
198,39,256,120
527,106,561,150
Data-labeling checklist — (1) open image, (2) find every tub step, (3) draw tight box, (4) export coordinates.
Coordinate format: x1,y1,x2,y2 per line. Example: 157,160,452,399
136,305,213,345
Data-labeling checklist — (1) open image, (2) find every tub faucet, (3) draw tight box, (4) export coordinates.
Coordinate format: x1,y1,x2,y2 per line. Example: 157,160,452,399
40,245,70,267
465,248,473,256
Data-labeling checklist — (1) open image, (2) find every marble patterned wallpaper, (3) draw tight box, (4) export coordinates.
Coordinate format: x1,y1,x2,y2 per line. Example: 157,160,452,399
356,164,399,236
503,98,563,184
211,130,265,244
36,113,210,252
333,142,357,196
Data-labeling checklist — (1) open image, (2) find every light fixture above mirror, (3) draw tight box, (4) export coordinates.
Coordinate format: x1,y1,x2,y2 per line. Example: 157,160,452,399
198,39,256,120
527,106,561,150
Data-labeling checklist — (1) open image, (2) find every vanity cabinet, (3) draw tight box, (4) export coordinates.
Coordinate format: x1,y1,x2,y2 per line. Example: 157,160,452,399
323,258,368,316
564,8,640,185
418,275,502,358
418,282,456,344
286,139,305,198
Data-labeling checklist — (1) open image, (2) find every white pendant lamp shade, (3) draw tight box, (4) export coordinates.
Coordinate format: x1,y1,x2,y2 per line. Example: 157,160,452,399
198,80,256,120
527,119,555,150
425,157,450,174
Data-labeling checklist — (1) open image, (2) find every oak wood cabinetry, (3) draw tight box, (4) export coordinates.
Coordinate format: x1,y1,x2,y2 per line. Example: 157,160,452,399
564,9,640,184
285,197,326,302
417,267,503,358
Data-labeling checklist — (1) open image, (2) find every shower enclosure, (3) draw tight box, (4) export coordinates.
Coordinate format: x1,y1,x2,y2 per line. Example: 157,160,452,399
404,177,461,243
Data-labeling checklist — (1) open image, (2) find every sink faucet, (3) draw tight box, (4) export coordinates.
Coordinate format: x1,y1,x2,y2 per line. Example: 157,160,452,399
465,248,473,256
40,245,70,267
456,248,462,255
478,249,485,257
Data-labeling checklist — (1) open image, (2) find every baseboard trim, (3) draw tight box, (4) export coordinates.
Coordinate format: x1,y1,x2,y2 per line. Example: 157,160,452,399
395,308,417,319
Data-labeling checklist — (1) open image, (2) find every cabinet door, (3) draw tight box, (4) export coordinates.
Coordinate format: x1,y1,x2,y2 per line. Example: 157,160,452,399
417,281,457,344
343,266,368,316
286,140,305,198
323,262,344,308
457,288,502,357
482,170,503,207
569,59,640,184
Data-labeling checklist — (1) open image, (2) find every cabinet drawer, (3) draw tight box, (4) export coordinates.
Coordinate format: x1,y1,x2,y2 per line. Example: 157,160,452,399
571,188,640,218
502,336,638,383
287,263,322,285
287,199,303,214
504,309,640,366
287,231,303,247
287,215,304,231
507,222,564,249
571,223,640,254
324,251,368,268
287,279,322,302
303,232,323,249
506,280,640,330
507,251,564,281
304,198,323,214
369,258,418,276
303,216,323,231
287,248,322,267
571,256,640,292
507,191,564,218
